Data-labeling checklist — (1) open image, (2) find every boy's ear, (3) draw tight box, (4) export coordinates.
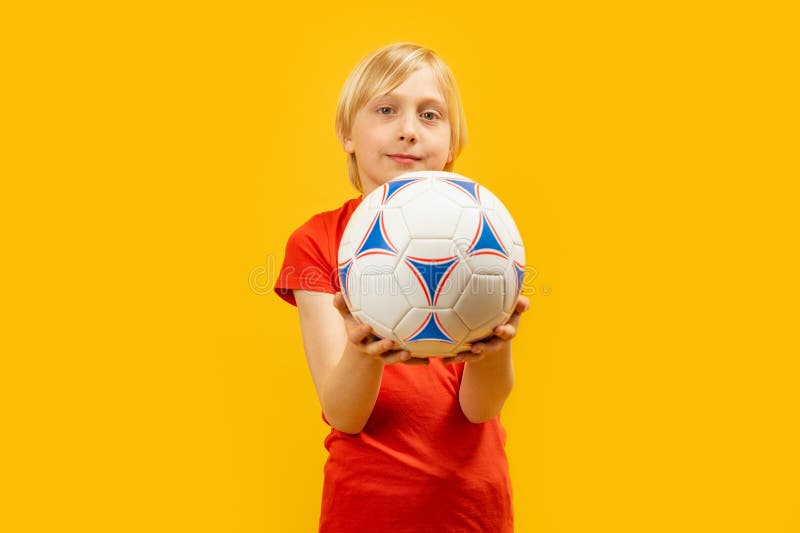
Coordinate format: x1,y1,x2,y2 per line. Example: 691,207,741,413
343,136,355,154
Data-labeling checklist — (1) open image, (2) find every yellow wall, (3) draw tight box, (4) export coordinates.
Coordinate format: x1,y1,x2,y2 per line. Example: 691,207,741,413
3,1,798,532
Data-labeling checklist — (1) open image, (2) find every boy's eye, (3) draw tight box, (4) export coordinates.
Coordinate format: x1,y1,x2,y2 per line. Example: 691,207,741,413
378,107,393,115
421,111,439,120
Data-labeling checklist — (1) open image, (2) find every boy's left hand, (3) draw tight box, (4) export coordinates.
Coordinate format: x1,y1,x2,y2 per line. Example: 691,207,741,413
442,295,530,365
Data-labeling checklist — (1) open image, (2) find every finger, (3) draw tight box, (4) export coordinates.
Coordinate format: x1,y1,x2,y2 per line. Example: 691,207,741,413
442,352,485,365
332,291,347,312
470,335,507,354
505,302,527,330
505,296,530,326
364,333,381,344
469,342,484,354
492,323,516,341
444,348,484,363
399,356,429,366
467,334,494,354
381,350,412,365
365,337,400,358
332,292,359,325
347,322,374,345
477,336,506,353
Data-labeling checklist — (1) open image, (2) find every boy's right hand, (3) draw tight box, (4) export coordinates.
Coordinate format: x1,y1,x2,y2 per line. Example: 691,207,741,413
333,292,415,366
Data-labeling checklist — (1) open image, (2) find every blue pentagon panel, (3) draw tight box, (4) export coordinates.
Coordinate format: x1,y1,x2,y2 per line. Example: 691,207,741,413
337,259,353,296
404,256,459,306
376,207,411,258
424,258,471,309
468,213,509,258
442,179,481,204
514,261,526,296
406,312,456,344
341,260,362,312
382,178,424,205
355,212,398,258
483,209,515,253
393,308,469,355
502,263,521,312
434,178,480,209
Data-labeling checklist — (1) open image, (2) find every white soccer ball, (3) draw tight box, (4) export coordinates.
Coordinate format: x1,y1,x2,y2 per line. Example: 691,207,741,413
337,171,526,357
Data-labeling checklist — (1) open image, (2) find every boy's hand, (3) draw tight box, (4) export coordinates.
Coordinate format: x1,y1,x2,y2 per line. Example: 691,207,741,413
333,292,413,365
442,295,531,365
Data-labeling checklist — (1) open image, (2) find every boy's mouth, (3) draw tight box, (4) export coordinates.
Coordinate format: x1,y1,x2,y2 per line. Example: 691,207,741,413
387,153,421,164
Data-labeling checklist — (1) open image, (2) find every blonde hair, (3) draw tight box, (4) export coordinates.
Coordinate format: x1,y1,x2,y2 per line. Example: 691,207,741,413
335,43,468,192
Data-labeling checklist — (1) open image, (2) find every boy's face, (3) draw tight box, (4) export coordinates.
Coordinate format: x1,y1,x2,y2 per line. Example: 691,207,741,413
344,65,452,196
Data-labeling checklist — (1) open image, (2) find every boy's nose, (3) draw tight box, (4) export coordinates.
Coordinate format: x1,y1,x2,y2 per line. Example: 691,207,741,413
398,116,417,143
398,125,417,143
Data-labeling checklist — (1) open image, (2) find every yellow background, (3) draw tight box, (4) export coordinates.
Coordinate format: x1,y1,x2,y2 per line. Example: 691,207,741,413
3,1,798,532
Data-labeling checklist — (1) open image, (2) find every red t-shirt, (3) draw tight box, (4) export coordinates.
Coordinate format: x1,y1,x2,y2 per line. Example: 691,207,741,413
275,197,513,532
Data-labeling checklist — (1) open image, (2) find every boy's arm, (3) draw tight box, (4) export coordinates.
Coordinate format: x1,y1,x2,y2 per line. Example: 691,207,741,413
455,296,530,423
294,290,410,434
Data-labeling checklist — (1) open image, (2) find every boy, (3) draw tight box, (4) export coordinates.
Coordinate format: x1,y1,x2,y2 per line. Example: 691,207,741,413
275,42,529,532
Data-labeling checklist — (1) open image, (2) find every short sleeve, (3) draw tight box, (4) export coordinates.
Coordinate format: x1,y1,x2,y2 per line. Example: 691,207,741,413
274,217,338,307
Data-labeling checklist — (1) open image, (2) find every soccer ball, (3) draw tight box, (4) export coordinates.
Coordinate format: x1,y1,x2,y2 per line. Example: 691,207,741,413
337,171,525,357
